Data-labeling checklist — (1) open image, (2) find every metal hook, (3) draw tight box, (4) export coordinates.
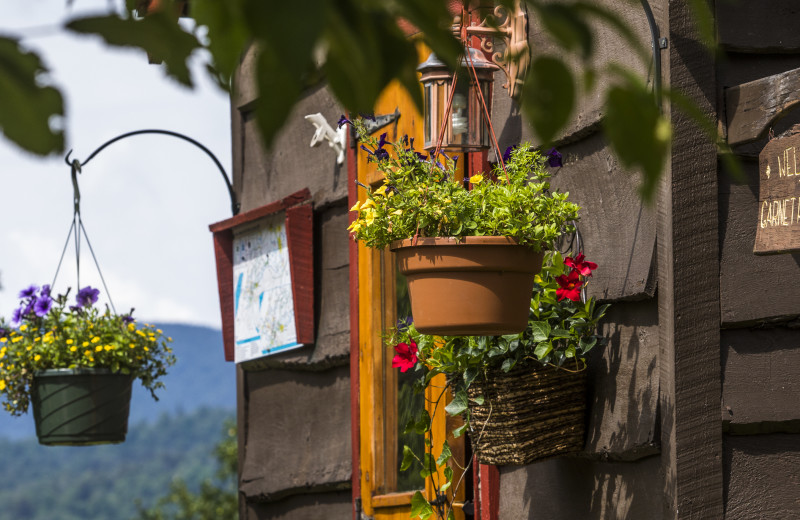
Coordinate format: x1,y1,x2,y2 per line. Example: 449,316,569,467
71,158,82,215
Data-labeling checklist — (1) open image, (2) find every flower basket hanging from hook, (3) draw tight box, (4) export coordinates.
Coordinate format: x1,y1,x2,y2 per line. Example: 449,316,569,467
0,156,175,446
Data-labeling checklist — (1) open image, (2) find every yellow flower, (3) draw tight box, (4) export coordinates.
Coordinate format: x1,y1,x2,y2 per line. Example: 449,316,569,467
136,330,146,337
26,346,32,351
361,198,376,210
144,347,150,352
11,337,21,344
129,343,136,349
95,345,103,352
18,325,27,332
84,350,92,357
34,355,41,362
167,337,173,342
70,346,77,352
469,174,483,184
128,323,135,332
82,341,89,347
157,329,163,334
374,184,388,197
349,201,361,212
391,209,403,216
91,336,101,344
0,338,6,343
66,339,74,345
0,380,5,391
347,220,363,233
104,345,114,351
34,337,41,342
363,208,376,226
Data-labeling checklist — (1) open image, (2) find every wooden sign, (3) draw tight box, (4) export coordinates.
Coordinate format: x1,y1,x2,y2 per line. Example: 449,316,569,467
754,126,800,254
209,189,314,361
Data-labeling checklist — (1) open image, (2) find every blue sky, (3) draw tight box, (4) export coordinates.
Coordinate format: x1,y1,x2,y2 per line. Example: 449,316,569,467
0,1,231,328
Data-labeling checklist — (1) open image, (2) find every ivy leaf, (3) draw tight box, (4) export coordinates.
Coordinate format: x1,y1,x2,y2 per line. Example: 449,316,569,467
0,37,64,155
534,341,552,360
411,491,434,519
501,357,515,372
470,394,484,406
441,466,454,492
400,445,416,471
445,389,469,416
66,13,200,87
579,336,597,352
463,366,479,388
521,56,574,145
420,453,436,479
436,441,452,466
530,321,551,343
453,422,468,438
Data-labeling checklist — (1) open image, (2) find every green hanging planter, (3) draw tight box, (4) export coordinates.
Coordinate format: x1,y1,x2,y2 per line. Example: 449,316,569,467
31,368,133,446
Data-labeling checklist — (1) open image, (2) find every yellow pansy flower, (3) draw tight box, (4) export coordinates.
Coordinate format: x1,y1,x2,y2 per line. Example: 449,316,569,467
469,174,483,184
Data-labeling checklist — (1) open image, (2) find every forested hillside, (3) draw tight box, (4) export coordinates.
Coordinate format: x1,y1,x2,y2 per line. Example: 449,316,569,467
0,407,235,520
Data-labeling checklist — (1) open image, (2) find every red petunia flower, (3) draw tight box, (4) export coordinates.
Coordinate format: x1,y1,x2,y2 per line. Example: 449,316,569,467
564,253,598,277
392,340,418,372
556,270,583,301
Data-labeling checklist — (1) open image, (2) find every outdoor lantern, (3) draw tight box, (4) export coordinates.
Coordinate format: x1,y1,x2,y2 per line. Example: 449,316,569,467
418,47,499,152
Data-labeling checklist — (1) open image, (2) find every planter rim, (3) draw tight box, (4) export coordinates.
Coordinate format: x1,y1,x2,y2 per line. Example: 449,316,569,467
390,236,531,250
34,367,121,378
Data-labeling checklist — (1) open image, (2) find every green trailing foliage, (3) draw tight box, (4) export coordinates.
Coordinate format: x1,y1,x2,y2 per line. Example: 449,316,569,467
347,119,579,250
387,251,609,519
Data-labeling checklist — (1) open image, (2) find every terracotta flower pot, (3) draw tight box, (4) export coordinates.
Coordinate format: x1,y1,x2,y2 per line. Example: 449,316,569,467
391,236,544,335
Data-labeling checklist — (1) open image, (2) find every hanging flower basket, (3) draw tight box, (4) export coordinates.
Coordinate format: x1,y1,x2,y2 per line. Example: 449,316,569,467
32,368,133,446
391,236,544,335
466,363,587,465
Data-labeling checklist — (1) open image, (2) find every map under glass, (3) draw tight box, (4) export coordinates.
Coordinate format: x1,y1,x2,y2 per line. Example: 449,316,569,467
232,214,301,362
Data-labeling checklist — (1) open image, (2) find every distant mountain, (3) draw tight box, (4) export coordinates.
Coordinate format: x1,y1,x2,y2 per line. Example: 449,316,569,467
0,323,236,439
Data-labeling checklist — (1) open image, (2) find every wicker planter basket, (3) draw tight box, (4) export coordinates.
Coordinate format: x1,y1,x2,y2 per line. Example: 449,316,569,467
466,363,587,465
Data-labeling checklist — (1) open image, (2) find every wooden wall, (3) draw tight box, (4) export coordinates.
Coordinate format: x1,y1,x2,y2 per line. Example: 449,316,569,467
717,1,800,518
231,45,353,518
229,1,800,518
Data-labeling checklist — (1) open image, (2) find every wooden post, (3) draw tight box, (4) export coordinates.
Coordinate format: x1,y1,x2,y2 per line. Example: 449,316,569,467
659,1,724,517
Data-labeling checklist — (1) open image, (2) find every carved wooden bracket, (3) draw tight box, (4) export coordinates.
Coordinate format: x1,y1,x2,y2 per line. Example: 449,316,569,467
464,1,529,99
725,67,800,147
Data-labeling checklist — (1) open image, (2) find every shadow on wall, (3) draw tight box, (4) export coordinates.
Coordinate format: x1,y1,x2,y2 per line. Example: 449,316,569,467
499,299,663,519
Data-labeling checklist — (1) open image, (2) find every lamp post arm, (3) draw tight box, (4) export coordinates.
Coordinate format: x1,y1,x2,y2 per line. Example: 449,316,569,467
64,129,240,215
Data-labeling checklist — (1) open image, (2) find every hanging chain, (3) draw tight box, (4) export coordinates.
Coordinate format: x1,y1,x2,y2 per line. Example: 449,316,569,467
51,158,117,314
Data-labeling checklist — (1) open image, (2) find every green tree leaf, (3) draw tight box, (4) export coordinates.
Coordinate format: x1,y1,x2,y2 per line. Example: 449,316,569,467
603,67,670,202
0,38,64,155
66,13,200,87
400,445,416,471
521,56,574,145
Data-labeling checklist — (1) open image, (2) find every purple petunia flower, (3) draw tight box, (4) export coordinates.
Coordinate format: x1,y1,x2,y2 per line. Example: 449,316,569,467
401,135,409,147
34,296,52,317
122,315,135,325
76,286,100,308
374,148,390,161
377,133,389,149
18,285,39,299
545,147,563,168
23,301,35,318
11,308,22,325
40,284,51,298
503,145,516,163
337,115,352,128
